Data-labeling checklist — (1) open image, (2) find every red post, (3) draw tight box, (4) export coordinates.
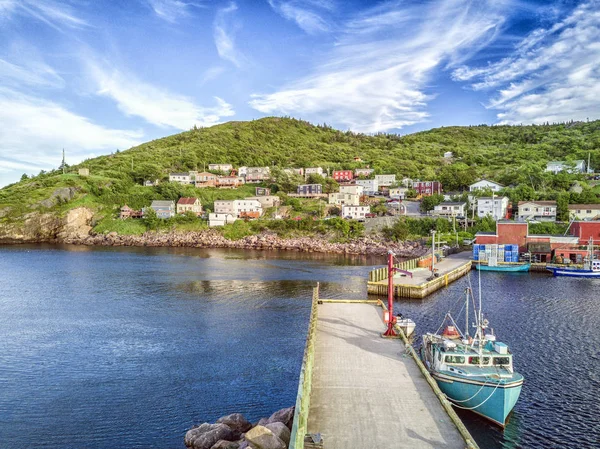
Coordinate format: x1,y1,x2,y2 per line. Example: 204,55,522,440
383,251,397,337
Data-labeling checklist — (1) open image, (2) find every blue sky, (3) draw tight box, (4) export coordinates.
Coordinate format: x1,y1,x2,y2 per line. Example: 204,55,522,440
0,0,597,186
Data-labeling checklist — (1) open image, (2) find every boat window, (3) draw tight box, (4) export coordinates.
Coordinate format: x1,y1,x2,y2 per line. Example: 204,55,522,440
445,355,465,364
493,357,510,366
468,356,491,365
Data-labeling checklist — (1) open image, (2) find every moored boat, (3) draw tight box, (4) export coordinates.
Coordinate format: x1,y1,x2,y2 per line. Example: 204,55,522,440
547,238,600,278
475,263,530,272
421,286,524,427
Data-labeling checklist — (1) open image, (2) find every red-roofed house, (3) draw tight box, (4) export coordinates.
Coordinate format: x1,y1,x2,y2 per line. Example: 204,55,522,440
177,197,202,215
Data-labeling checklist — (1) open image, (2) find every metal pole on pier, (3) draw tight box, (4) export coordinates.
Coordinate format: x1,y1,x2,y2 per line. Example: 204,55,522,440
383,251,397,337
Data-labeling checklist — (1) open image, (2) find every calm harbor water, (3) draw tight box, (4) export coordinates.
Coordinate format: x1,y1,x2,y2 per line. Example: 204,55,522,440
0,245,598,449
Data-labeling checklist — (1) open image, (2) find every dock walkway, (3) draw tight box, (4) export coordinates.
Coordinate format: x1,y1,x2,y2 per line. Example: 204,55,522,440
306,302,466,449
367,252,472,298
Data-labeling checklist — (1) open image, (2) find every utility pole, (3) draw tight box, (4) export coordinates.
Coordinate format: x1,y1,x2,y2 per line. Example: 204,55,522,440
431,230,436,274
61,149,66,174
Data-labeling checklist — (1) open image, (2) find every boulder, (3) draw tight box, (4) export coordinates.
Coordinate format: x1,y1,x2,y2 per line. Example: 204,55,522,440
256,418,269,427
264,422,290,446
216,413,252,434
185,423,238,449
244,426,286,449
210,440,240,449
266,406,295,430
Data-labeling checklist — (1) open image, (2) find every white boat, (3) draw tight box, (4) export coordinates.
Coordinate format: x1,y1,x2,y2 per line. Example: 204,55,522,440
547,237,600,278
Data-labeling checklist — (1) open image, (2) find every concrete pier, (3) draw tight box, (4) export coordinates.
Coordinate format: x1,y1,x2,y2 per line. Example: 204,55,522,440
305,302,470,449
367,252,472,298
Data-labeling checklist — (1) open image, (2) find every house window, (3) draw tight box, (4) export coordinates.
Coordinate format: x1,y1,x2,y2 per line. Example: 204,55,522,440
587,210,592,214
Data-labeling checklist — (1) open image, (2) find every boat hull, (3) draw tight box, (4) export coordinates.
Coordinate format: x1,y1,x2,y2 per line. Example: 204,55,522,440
475,264,530,272
546,267,600,278
433,372,523,427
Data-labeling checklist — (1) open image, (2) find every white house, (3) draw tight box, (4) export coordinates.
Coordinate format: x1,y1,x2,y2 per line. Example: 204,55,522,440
238,166,248,177
328,193,360,206
342,205,370,221
546,160,586,174
355,179,379,195
375,174,396,187
432,202,467,217
389,187,409,199
169,172,197,185
284,168,304,176
208,164,233,172
518,201,557,222
401,178,413,187
339,184,364,196
568,204,600,221
149,200,176,219
305,167,324,176
214,200,235,214
232,199,263,217
477,196,509,220
245,167,271,183
469,179,504,192
209,213,237,227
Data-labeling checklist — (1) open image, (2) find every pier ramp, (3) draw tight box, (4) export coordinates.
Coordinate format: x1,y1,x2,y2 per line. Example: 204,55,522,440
296,298,473,449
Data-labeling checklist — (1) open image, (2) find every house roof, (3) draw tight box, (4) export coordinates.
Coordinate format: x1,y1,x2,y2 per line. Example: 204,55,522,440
568,204,600,210
177,197,198,205
471,179,504,187
518,201,557,206
170,172,189,177
197,172,216,176
151,200,174,207
438,202,466,206
547,160,585,166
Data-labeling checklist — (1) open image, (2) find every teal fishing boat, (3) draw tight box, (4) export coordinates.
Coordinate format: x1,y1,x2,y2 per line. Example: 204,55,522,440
421,285,524,427
476,263,530,272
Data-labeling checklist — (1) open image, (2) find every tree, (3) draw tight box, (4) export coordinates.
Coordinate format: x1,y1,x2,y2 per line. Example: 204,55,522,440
437,163,476,191
20,174,29,182
420,194,444,213
143,207,160,230
556,192,569,222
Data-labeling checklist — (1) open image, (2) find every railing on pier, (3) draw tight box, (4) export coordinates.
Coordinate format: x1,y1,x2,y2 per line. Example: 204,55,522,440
289,284,319,449
368,254,430,283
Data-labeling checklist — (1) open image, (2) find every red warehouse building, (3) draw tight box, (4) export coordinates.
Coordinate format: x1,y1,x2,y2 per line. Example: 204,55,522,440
332,170,354,182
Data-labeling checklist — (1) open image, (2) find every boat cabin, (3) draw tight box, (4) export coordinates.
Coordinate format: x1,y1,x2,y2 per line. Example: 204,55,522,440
430,337,515,374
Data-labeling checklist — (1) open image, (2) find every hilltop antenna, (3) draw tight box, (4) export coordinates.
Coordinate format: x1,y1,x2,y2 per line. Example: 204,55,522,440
61,148,66,174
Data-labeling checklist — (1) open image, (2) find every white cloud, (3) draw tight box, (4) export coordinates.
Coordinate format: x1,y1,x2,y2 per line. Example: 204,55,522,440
0,0,88,31
0,87,142,186
268,0,332,35
213,2,245,67
146,0,205,23
453,1,600,124
251,0,507,132
88,62,235,129
0,57,65,89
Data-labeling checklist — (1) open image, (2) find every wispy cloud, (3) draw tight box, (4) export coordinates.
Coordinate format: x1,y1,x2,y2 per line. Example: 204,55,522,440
0,87,142,185
145,0,205,23
453,1,600,124
0,0,88,31
0,58,65,89
251,0,507,132
267,0,333,35
88,62,235,129
213,2,246,68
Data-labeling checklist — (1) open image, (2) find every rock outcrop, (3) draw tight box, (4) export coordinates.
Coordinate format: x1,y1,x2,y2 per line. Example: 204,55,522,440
185,407,294,449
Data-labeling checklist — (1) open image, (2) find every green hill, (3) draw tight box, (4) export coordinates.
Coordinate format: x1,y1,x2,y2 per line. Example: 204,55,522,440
1,116,599,239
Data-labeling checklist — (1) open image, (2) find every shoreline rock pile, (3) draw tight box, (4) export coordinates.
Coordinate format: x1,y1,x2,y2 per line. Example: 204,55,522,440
63,230,427,257
185,407,294,449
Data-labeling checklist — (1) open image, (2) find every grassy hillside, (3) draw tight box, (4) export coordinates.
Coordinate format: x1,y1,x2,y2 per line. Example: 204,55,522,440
1,117,599,236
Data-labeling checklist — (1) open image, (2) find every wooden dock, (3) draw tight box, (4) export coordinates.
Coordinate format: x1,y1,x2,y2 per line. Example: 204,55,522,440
367,252,472,299
289,287,479,449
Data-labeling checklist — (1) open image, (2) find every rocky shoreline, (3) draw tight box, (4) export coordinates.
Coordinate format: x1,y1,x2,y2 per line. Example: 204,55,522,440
60,230,426,257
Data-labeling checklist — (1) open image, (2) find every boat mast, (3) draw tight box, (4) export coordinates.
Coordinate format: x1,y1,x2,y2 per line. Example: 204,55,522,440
465,288,469,339
477,267,483,367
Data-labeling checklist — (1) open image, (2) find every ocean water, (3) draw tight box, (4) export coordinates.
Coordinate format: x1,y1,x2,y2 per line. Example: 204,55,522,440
0,245,598,448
